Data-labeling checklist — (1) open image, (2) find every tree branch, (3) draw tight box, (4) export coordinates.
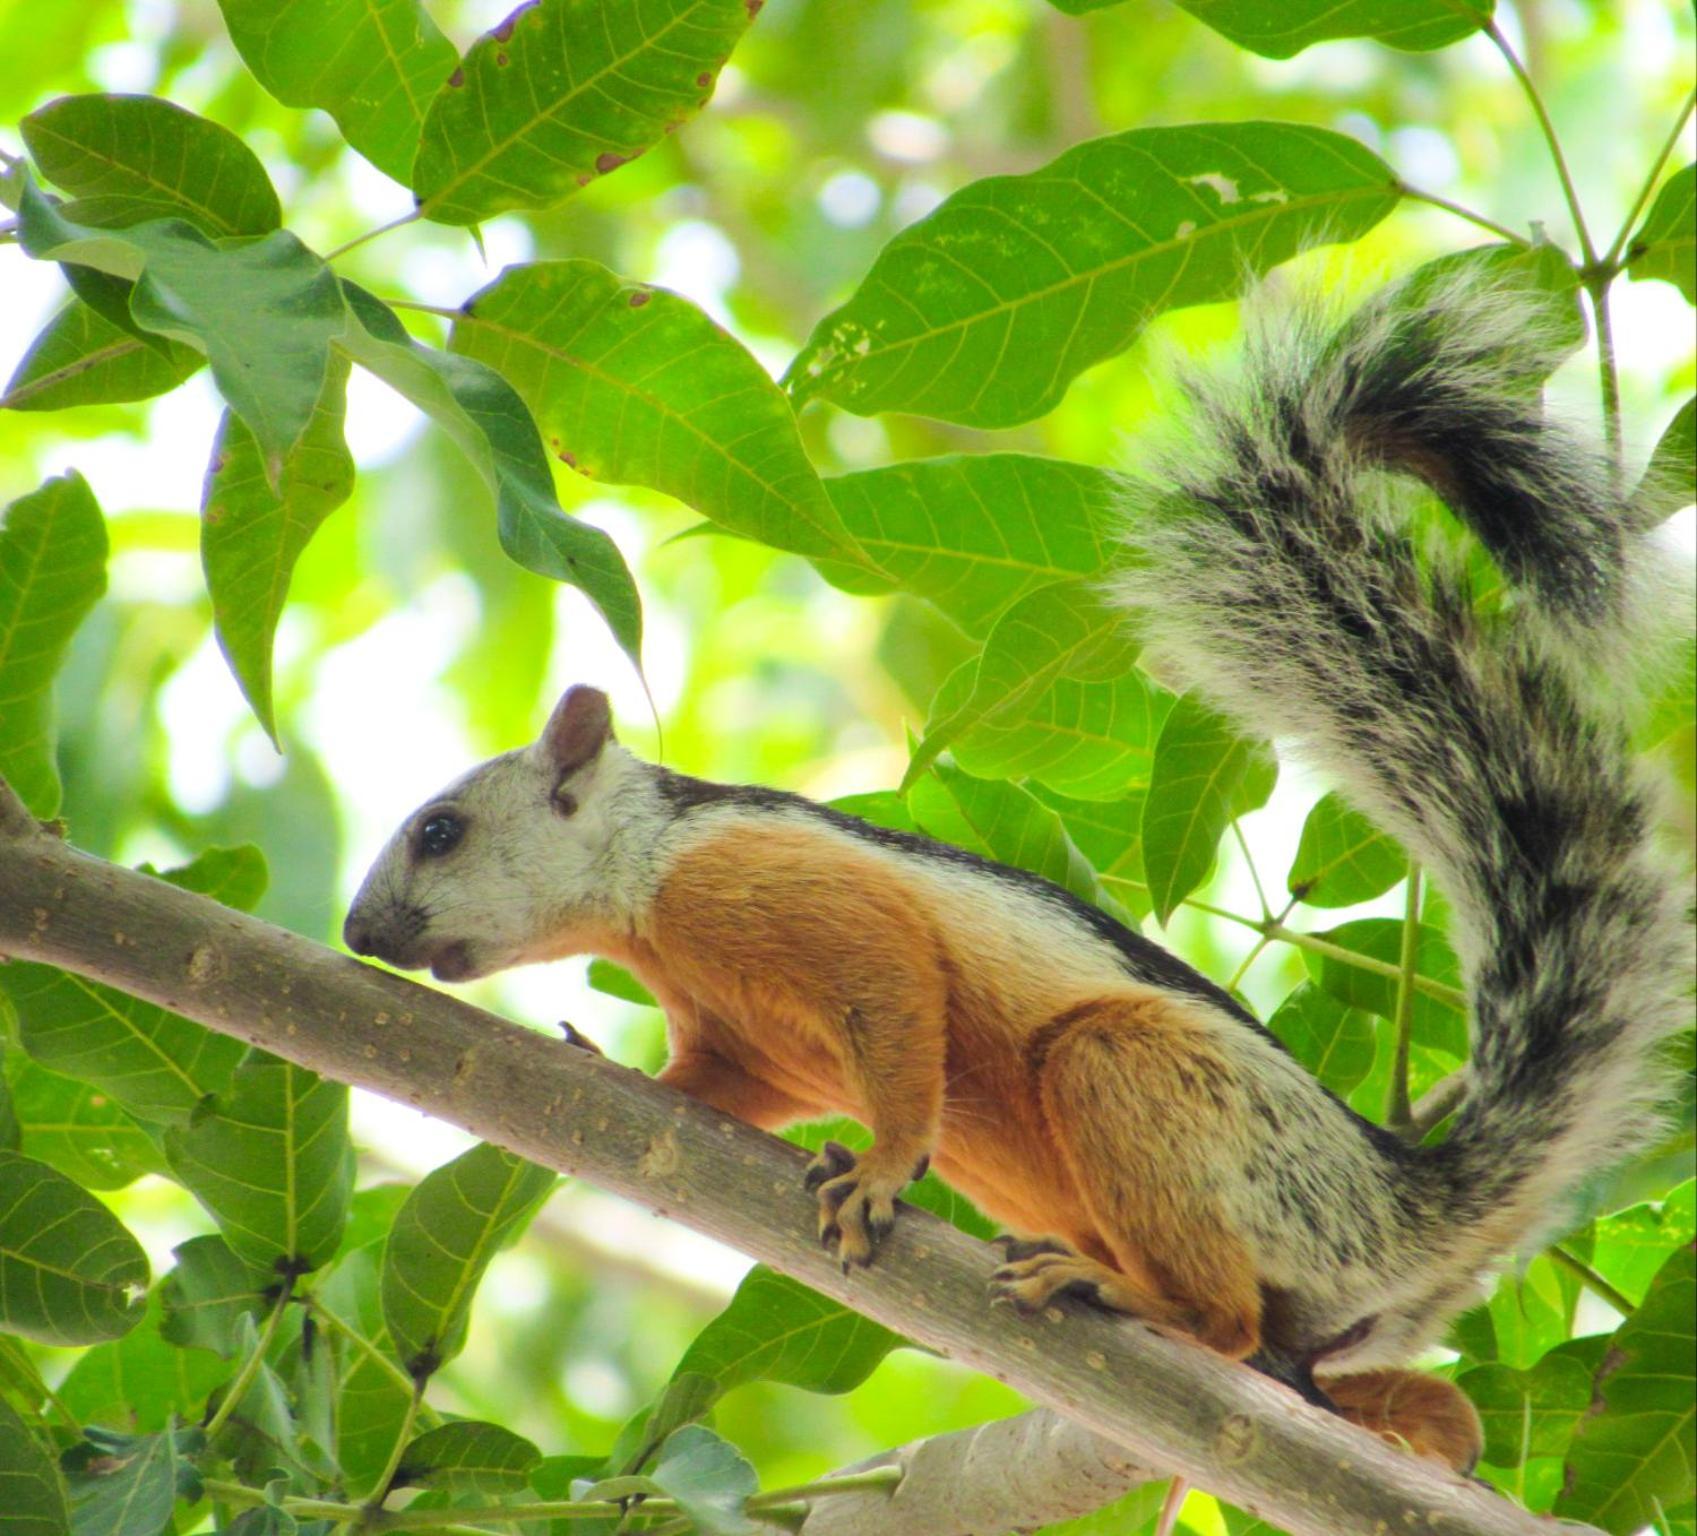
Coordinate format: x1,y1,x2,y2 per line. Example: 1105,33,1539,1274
0,796,1574,1536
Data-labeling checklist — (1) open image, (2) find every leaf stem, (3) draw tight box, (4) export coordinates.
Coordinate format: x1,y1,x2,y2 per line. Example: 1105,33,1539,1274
324,210,421,262
1385,863,1423,1134
1603,87,1697,269
1230,821,1271,921
1547,1243,1636,1316
304,1297,443,1427
1407,1071,1468,1139
1586,272,1625,470
366,1375,426,1511
1486,20,1596,265
1398,186,1528,247
202,1480,364,1521
386,298,462,320
203,1283,292,1439
755,1466,904,1504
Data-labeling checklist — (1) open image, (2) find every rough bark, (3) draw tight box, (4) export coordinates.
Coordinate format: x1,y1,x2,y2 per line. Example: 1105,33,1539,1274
0,787,1576,1536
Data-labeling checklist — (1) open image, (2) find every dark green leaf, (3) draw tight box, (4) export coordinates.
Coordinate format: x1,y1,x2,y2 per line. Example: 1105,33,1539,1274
396,1421,541,1495
63,1428,178,1536
216,0,457,184
381,1142,555,1376
203,354,355,742
2,298,201,411
165,1053,353,1275
583,1426,755,1536
158,1234,274,1358
452,260,860,565
1557,1244,1696,1533
1286,792,1405,908
206,1315,299,1481
17,177,349,481
904,582,1129,790
5,1056,166,1189
1169,0,1490,57
0,472,107,818
314,1243,415,1498
4,847,262,1124
787,123,1399,427
0,1151,147,1345
340,282,643,671
909,758,1109,910
1308,917,1466,1057
21,93,280,235
1267,982,1376,1098
1628,165,1695,303
0,1394,69,1536
1459,1345,1596,1468
1638,396,1695,524
1140,692,1276,924
413,0,754,225
57,1292,228,1433
821,454,1125,634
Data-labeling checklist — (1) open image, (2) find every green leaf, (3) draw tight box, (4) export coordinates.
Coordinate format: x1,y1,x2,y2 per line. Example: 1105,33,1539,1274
586,959,657,1007
1566,1181,1697,1307
216,0,457,184
820,455,1125,635
206,1315,299,1481
904,582,1129,789
1638,396,1695,524
1030,785,1151,923
339,282,644,671
1267,982,1376,1098
21,93,280,235
1459,1344,1598,1468
3,298,201,411
908,758,1111,911
0,1150,147,1345
786,122,1399,427
583,1426,756,1536
165,1052,353,1276
1628,165,1695,304
1557,1244,1696,1533
57,1292,228,1432
17,177,349,482
314,1243,415,1498
63,1427,181,1536
1286,793,1405,908
5,1056,166,1189
413,0,755,225
5,848,262,1122
0,472,107,818
0,1394,69,1536
452,260,860,566
203,354,355,742
381,1141,556,1376
395,1421,542,1495
1308,916,1466,1057
158,1234,274,1358
1170,0,1491,57
1140,692,1276,924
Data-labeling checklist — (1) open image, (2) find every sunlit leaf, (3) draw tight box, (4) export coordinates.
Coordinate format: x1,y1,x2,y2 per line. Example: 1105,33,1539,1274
1140,692,1276,924
1167,0,1491,56
786,122,1399,427
165,1052,353,1276
16,177,349,482
1459,1341,1602,1469
1557,1244,1696,1534
413,0,755,225
2,298,201,411
1638,396,1695,524
21,93,280,235
340,281,644,670
1628,165,1695,303
5,1056,166,1190
202,354,355,742
0,1150,147,1345
0,1394,68,1536
821,455,1125,634
587,958,657,1007
1286,792,1405,908
395,1421,541,1495
1030,785,1152,923
381,1141,556,1376
217,0,457,184
1565,1181,1697,1307
583,1425,756,1536
452,260,860,565
1267,982,1376,1099
0,472,107,817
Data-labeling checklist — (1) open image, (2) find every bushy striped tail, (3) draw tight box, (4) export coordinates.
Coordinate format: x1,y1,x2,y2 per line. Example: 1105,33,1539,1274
1113,274,1689,1254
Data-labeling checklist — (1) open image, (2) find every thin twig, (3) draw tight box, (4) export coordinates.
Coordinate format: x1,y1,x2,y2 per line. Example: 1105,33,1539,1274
1603,87,1697,269
1548,1244,1636,1317
1385,863,1424,1134
324,210,421,262
1486,20,1597,265
203,1285,293,1439
1231,821,1272,921
366,1376,425,1511
1407,1072,1469,1140
1587,273,1625,470
1399,186,1529,248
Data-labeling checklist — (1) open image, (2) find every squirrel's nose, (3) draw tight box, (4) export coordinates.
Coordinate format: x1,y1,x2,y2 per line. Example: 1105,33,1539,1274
343,913,377,956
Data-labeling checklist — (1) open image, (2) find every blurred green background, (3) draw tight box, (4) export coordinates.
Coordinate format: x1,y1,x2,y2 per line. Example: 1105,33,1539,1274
0,0,1691,1515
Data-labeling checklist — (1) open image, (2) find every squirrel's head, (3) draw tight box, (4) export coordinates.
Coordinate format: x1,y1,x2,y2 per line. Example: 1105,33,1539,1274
343,685,646,982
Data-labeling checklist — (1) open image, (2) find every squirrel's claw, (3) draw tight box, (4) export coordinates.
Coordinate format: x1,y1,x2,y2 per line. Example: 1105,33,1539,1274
804,1142,916,1269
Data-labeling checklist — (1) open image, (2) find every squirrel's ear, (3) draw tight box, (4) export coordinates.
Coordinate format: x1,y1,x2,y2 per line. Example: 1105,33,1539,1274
540,686,614,776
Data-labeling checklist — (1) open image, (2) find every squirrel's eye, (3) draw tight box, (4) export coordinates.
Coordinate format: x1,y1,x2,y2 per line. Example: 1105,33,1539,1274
419,814,463,856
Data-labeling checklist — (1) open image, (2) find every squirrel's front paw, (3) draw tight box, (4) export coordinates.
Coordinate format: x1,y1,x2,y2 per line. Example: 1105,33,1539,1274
803,1141,923,1270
